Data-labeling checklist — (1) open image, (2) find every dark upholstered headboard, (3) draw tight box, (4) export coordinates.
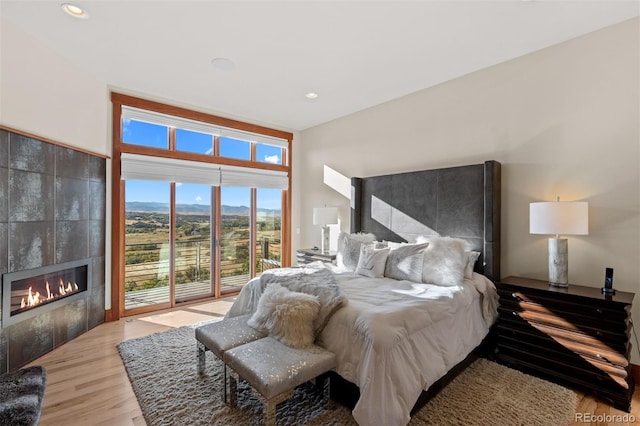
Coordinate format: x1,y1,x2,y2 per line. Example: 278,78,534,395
350,160,501,281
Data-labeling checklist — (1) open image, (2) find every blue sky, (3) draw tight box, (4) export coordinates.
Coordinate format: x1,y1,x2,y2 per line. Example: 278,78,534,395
123,120,282,210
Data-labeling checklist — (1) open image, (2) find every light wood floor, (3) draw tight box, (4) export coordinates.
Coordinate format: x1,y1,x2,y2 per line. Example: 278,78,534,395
29,298,640,425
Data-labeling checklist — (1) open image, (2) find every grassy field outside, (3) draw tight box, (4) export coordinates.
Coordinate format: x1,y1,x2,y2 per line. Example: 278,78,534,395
124,211,281,298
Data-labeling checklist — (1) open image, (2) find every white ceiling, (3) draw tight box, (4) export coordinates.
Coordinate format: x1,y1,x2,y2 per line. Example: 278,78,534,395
1,1,638,131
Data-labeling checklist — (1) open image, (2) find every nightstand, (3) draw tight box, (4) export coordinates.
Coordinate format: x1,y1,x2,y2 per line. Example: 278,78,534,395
296,248,336,265
495,275,635,412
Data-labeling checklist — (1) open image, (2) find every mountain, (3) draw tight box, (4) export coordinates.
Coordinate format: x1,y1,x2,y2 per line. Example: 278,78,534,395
125,202,280,215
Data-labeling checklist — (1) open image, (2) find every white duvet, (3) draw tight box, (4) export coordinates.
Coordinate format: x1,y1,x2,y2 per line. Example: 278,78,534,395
227,264,498,426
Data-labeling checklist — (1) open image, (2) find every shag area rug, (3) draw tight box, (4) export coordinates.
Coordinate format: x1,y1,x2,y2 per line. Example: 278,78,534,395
118,326,577,426
0,365,47,426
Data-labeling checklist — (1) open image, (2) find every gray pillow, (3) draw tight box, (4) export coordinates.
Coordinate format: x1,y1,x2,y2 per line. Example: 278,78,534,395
384,243,429,282
336,232,376,271
355,244,391,278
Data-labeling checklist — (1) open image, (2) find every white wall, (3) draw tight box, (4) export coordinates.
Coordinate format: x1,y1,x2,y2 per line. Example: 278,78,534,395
0,17,115,309
299,18,640,353
0,18,111,156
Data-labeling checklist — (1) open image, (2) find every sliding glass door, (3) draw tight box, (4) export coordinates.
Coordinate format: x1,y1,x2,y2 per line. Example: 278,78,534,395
256,188,282,273
124,180,171,310
174,183,214,302
219,187,251,295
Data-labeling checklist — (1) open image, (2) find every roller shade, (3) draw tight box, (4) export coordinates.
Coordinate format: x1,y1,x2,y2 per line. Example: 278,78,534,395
121,153,288,189
122,106,289,148
120,153,221,185
220,165,288,189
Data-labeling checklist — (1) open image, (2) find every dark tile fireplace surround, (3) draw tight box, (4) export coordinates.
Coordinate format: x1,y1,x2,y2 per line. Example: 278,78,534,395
0,129,106,372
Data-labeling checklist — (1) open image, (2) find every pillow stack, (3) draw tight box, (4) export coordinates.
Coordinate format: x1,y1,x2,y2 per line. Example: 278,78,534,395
336,232,376,271
337,232,480,287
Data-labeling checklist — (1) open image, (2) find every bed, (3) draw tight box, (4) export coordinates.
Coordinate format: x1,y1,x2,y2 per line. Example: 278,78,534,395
227,160,501,426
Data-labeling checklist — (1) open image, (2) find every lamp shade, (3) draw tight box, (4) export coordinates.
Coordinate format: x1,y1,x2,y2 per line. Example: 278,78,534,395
313,207,338,225
529,201,589,236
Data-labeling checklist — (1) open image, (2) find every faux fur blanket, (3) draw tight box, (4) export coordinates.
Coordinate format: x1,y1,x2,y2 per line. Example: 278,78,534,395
0,365,47,426
260,264,347,335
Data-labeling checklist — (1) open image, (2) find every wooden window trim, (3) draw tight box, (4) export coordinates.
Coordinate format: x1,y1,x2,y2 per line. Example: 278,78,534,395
110,93,293,321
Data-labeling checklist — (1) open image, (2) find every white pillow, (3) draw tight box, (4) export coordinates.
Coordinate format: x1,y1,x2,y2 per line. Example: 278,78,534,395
384,243,429,282
248,284,320,349
336,232,376,271
356,244,391,278
419,236,468,286
464,251,481,279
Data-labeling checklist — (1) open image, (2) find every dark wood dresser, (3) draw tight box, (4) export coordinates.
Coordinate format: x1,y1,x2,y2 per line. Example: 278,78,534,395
495,275,635,412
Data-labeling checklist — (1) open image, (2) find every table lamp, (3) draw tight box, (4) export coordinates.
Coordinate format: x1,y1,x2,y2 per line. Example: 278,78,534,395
313,207,338,253
529,197,588,287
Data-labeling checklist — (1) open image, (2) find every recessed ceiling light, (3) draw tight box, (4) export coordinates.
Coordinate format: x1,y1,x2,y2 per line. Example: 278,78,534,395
61,3,89,19
211,58,235,71
305,92,319,99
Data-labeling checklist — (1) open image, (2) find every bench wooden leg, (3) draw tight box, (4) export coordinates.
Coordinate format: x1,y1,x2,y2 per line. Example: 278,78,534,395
196,342,206,375
228,372,238,408
315,374,333,410
222,364,228,403
262,390,293,426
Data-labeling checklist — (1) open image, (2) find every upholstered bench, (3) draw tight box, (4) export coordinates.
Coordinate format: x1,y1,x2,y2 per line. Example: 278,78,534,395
195,315,266,402
224,337,336,426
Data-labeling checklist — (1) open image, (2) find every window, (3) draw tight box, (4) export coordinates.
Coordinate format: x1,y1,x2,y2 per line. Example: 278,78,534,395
123,120,168,149
176,129,213,155
112,93,292,319
256,143,283,165
219,137,250,160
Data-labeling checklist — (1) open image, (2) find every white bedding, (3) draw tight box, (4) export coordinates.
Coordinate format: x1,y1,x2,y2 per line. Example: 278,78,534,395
226,264,498,426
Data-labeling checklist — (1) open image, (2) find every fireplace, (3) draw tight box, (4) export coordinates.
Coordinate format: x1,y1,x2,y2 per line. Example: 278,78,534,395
2,259,91,327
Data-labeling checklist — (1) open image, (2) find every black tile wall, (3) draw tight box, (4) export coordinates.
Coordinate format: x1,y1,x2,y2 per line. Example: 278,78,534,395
0,223,6,275
0,167,7,223
1,131,106,370
0,329,7,374
55,176,89,221
0,131,8,168
9,169,55,222
9,221,55,272
88,256,106,330
52,299,88,348
89,180,106,221
88,220,105,258
9,134,55,175
8,312,54,371
56,147,88,180
55,220,89,263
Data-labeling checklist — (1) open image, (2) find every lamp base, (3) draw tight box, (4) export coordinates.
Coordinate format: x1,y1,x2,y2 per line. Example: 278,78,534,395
320,226,331,254
548,237,568,287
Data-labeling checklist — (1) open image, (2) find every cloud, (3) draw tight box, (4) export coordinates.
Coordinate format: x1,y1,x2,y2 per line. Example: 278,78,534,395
264,154,280,164
195,196,202,202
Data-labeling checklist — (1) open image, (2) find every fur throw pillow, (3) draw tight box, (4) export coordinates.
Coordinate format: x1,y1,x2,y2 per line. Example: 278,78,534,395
384,243,429,282
248,283,320,349
417,236,468,286
336,232,376,271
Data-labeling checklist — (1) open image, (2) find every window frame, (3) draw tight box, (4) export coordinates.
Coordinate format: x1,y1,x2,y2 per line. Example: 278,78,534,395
110,92,293,320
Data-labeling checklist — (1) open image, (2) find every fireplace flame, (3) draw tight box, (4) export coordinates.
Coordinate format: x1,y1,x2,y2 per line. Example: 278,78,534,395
20,279,81,309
